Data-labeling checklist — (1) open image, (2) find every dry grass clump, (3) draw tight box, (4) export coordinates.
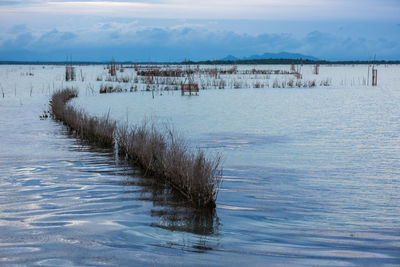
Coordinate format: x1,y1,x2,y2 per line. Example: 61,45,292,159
116,124,222,208
50,88,222,208
50,88,116,146
118,75,131,83
99,84,124,94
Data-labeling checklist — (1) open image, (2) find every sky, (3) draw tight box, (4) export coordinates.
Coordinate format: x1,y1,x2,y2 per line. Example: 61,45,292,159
0,0,399,61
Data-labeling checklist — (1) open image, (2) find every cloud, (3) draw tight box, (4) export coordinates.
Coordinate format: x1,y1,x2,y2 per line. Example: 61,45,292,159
48,0,161,2
0,20,399,61
1,0,399,21
8,24,28,34
0,28,77,52
298,30,400,60
0,0,45,5
37,29,76,43
1,0,399,61
1,32,35,50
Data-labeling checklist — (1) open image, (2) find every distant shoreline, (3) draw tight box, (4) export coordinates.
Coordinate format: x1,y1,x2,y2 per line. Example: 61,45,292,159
1,59,400,65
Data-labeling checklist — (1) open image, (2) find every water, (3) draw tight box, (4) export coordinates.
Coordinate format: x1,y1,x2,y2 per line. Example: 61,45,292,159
1,66,400,265
0,96,220,265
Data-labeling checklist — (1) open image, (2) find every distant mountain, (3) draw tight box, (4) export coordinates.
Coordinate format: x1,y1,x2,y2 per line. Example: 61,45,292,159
221,52,318,61
221,55,240,61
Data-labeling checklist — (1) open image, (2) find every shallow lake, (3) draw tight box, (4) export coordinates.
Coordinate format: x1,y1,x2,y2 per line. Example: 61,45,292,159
1,66,400,265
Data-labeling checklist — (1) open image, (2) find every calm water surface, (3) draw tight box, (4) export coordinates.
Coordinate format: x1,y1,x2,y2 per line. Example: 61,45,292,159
1,85,400,266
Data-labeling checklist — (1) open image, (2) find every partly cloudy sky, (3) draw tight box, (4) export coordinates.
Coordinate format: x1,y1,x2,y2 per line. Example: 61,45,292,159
0,0,399,61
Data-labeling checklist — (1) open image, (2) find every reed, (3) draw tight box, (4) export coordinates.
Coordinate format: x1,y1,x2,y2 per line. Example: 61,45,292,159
116,124,222,208
50,88,222,208
50,88,115,147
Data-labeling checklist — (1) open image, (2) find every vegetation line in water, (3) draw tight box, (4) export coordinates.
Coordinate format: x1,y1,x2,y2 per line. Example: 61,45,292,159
50,88,222,208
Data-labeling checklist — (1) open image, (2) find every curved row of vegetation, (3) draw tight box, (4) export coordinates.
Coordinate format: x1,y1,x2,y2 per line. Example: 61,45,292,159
50,88,222,208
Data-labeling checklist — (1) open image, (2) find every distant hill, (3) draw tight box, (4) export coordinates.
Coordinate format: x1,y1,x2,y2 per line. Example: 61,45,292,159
221,52,318,61
221,55,240,61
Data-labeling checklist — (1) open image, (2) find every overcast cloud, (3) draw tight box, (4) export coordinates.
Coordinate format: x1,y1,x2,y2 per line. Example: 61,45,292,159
0,0,399,61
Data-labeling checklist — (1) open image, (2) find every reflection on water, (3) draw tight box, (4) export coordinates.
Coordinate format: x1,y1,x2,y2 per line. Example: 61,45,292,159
150,207,219,236
113,159,220,237
67,135,221,239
